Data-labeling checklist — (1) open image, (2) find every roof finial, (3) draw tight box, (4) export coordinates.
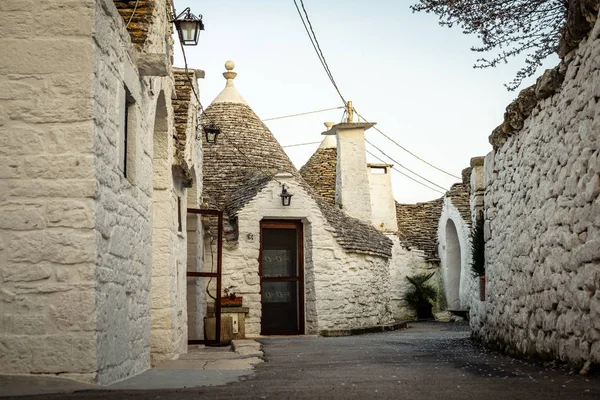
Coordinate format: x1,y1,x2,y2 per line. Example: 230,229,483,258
223,60,237,86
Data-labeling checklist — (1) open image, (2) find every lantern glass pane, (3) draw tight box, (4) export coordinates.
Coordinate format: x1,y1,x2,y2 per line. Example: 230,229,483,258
180,21,197,43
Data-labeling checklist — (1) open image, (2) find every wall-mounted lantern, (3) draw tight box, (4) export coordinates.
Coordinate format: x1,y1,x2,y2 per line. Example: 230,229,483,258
279,184,293,206
202,123,221,144
172,7,204,46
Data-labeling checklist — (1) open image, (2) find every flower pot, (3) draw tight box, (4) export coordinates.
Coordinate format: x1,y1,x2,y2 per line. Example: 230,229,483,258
479,275,486,301
416,303,434,320
221,296,243,307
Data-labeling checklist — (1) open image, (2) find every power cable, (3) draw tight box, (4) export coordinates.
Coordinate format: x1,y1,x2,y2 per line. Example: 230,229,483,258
355,109,461,180
366,149,446,195
293,0,347,105
262,106,344,122
125,0,140,30
282,141,321,148
365,138,449,192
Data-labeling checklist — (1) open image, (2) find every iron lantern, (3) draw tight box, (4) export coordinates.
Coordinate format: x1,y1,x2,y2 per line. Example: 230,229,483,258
202,123,221,144
172,8,204,46
280,184,293,206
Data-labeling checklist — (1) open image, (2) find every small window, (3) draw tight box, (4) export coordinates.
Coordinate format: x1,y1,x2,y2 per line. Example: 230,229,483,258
370,166,387,174
118,85,136,179
177,196,183,232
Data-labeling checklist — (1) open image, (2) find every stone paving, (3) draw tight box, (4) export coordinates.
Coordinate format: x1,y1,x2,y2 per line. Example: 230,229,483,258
0,340,263,397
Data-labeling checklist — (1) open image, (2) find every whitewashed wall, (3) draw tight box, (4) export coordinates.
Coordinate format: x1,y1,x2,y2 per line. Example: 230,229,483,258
0,0,194,385
438,197,477,311
471,17,600,366
209,176,393,336
0,0,98,384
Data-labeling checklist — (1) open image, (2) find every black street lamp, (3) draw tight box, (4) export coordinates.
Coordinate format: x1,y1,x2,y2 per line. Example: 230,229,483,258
172,7,204,46
280,184,293,206
202,123,221,144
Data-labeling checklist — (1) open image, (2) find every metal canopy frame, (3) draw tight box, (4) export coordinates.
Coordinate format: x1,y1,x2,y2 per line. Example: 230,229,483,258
186,208,223,345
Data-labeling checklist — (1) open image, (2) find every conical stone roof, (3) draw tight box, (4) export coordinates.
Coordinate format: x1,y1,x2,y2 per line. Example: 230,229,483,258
299,134,337,206
201,62,392,258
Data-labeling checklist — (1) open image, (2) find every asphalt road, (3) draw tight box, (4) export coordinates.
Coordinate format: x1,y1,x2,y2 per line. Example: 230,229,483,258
14,322,600,399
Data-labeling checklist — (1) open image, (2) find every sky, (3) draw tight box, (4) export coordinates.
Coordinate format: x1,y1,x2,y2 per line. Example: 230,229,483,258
173,0,558,204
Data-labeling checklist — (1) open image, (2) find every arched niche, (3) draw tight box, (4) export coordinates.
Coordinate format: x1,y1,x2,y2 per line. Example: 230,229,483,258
445,219,462,310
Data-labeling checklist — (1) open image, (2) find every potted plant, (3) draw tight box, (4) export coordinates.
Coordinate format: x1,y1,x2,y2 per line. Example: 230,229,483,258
403,272,438,320
221,286,243,307
470,213,486,301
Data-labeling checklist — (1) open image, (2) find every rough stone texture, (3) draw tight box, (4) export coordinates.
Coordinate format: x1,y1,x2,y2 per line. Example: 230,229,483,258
471,12,600,367
299,147,337,206
0,0,98,384
395,199,443,260
0,0,198,385
112,0,156,49
445,183,472,228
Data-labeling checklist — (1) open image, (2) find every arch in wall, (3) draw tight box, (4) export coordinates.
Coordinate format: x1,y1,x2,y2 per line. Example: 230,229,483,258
445,219,462,310
150,90,174,363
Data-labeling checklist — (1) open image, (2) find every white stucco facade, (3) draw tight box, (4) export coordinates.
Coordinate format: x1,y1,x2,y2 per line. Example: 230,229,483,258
368,164,399,232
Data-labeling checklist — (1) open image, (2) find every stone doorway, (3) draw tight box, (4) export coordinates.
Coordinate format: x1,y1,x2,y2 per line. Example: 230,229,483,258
259,220,305,335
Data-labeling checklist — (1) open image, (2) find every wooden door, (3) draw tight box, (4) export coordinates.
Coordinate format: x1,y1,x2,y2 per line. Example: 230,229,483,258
259,220,304,335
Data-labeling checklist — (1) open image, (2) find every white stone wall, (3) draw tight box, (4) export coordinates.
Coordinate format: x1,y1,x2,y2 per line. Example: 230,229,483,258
335,126,373,223
0,0,197,385
0,0,98,383
210,176,393,336
471,19,600,366
368,165,399,232
437,197,477,311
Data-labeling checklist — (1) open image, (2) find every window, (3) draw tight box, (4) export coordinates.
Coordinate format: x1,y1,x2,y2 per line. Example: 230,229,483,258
118,85,136,179
177,196,183,233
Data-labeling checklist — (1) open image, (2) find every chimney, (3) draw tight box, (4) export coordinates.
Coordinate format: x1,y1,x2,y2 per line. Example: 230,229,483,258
323,107,375,223
367,164,399,232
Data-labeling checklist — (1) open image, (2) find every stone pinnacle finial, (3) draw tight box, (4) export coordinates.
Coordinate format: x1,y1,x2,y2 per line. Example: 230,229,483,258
223,60,237,84
324,121,334,130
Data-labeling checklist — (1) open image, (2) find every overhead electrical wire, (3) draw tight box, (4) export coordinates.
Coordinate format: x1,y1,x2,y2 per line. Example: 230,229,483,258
355,109,461,180
282,141,321,148
262,106,344,122
293,0,347,105
170,2,282,184
366,149,446,195
291,0,458,189
365,138,449,192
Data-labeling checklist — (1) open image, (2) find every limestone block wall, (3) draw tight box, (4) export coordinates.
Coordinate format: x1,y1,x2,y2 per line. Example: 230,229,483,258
209,177,393,336
0,0,98,383
471,16,600,367
438,197,477,311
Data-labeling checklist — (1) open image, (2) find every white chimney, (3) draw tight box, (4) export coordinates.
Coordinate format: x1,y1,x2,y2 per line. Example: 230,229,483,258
323,119,375,223
367,164,398,232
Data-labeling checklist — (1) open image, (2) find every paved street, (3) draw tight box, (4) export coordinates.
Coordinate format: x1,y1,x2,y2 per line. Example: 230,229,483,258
6,322,600,399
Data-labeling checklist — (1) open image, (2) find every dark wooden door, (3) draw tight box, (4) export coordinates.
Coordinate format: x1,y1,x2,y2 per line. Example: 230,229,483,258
260,220,304,335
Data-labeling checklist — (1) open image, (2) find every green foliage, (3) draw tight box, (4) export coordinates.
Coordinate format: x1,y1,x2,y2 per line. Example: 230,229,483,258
403,272,438,308
470,214,486,277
